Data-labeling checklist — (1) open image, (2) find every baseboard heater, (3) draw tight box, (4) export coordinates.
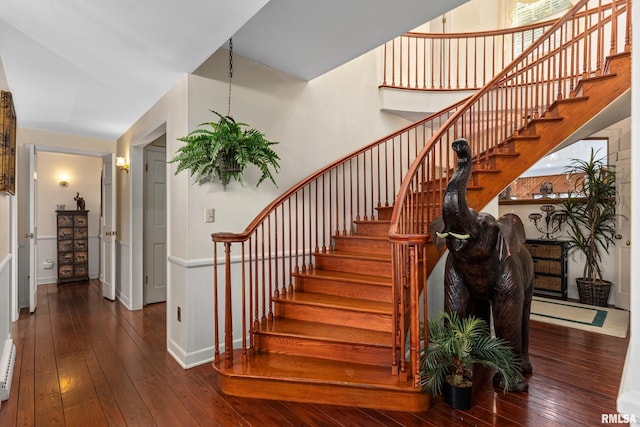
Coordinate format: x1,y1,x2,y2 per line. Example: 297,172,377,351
0,339,16,401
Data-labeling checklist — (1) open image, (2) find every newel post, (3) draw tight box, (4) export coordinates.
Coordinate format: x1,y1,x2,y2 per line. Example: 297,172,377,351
408,244,420,387
224,242,233,368
213,241,220,365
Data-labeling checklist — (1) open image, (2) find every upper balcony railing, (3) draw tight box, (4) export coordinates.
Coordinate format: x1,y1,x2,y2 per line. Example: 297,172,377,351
380,1,624,91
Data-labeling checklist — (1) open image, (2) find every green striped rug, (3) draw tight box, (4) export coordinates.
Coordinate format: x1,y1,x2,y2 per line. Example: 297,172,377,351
530,297,629,338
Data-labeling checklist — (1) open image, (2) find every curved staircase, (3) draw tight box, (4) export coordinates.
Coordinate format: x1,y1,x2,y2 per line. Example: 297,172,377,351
211,0,630,412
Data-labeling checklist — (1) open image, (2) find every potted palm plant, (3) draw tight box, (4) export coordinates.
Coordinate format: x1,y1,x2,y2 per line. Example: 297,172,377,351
562,148,617,306
170,110,280,189
419,312,523,410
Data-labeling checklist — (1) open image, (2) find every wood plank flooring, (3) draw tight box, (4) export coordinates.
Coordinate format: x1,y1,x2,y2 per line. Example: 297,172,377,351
0,280,630,426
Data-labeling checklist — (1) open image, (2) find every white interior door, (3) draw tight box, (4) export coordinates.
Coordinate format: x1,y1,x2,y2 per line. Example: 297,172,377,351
100,154,116,300
27,144,38,313
144,146,167,304
616,156,631,310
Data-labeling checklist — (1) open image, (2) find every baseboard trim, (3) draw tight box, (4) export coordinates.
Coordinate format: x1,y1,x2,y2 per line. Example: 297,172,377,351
0,339,16,401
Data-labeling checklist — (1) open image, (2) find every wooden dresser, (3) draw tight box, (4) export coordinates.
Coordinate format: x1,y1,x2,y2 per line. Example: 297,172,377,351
525,239,568,300
56,210,89,284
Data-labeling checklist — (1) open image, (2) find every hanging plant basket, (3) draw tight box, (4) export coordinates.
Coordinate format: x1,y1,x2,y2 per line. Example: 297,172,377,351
170,110,280,189
217,150,241,173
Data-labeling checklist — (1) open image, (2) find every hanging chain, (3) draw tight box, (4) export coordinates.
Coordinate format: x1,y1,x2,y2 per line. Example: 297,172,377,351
227,38,233,117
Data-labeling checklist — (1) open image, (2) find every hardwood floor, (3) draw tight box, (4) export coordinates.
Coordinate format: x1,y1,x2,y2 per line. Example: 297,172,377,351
0,280,630,426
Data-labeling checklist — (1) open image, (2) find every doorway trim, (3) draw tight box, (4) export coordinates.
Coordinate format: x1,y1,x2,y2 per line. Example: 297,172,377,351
23,144,115,302
129,121,168,310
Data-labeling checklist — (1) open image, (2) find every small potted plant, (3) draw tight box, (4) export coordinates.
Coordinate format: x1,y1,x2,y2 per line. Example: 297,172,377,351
419,312,523,410
562,148,617,306
170,110,280,189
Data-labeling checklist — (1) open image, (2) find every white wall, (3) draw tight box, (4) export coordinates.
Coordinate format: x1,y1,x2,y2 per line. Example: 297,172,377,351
0,58,17,398
617,0,640,420
118,46,411,367
414,0,506,32
0,57,9,260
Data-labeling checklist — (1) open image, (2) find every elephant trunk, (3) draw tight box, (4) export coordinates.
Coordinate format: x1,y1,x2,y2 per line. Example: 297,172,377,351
442,138,478,237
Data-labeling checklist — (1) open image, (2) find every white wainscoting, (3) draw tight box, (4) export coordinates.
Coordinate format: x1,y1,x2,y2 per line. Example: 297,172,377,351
0,254,15,402
166,251,303,369
0,254,11,342
36,235,100,285
167,256,216,368
116,240,130,309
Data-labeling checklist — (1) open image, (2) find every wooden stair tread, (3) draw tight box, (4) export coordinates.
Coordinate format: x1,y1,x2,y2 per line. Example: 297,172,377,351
353,219,390,225
314,250,390,262
276,291,392,314
335,234,389,242
216,351,414,390
293,269,391,287
258,318,392,347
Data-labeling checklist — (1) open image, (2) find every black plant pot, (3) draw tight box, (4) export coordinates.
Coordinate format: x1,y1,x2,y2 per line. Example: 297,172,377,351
443,377,473,410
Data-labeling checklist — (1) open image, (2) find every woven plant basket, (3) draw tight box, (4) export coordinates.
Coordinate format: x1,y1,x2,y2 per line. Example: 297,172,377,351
576,278,612,307
217,151,241,173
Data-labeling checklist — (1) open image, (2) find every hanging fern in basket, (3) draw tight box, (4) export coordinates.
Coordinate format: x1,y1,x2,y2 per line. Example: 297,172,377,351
170,110,280,189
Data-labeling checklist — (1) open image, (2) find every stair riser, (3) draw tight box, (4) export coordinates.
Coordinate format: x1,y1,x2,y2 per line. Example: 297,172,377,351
255,334,391,367
354,222,389,236
334,236,391,256
577,75,619,98
295,277,391,303
553,99,589,118
274,303,392,332
376,206,393,220
314,256,392,278
214,372,430,412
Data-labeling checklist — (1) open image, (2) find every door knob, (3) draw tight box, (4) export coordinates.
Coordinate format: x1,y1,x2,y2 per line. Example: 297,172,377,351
615,234,623,239
24,233,34,238
626,240,631,246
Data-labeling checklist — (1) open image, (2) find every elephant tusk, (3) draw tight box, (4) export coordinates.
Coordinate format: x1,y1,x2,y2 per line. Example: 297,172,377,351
435,231,471,240
449,232,471,240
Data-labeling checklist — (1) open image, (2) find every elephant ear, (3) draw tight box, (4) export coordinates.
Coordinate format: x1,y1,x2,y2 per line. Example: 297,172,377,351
430,215,446,251
496,213,526,261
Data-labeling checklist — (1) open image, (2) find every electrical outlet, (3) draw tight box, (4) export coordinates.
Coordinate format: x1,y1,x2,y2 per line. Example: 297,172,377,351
177,306,182,322
205,208,215,223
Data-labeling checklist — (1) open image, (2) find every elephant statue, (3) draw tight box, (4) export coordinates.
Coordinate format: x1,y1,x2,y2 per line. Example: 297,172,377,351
431,138,534,392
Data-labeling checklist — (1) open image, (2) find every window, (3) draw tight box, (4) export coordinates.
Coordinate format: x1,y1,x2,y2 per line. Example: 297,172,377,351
512,0,573,54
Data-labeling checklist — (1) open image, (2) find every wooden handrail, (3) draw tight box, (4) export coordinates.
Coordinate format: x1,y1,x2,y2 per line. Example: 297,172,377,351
389,0,629,382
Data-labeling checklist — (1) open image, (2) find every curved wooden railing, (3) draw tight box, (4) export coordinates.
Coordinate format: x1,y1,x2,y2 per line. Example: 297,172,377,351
211,98,468,368
381,1,625,91
390,0,630,383
211,0,630,385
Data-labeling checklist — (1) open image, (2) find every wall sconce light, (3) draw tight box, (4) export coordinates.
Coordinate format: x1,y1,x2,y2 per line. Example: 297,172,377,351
59,174,70,187
116,157,129,173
